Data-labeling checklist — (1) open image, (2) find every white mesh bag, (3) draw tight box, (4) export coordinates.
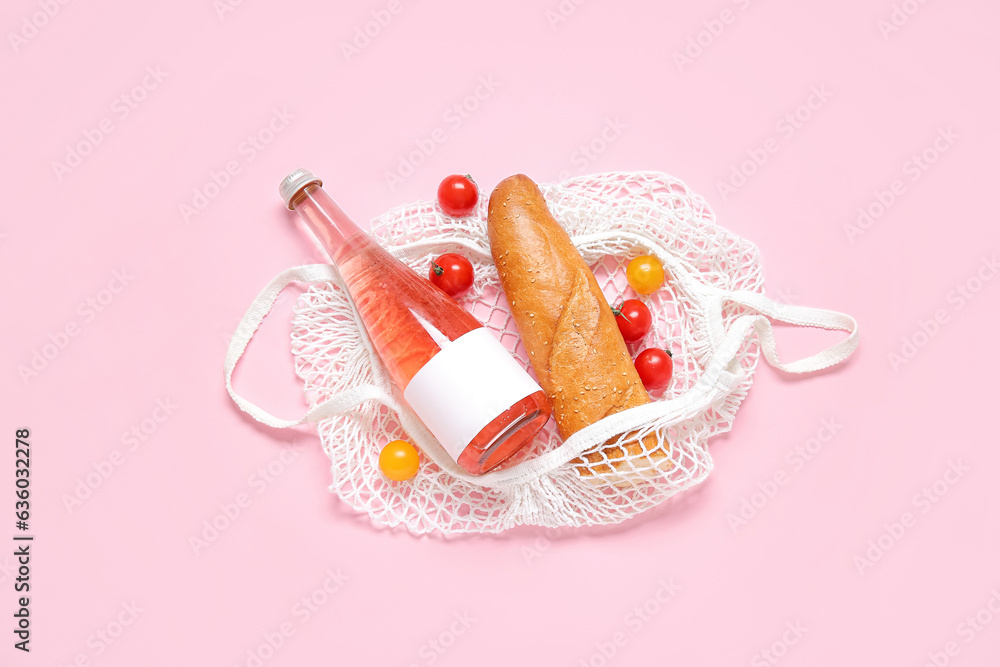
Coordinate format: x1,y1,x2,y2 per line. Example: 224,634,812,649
224,171,859,534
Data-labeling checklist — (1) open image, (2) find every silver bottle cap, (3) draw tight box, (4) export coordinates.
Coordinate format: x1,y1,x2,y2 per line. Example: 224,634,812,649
279,168,322,209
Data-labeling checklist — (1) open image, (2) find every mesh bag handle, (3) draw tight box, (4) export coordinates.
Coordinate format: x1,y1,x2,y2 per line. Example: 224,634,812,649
223,264,397,428
699,284,860,374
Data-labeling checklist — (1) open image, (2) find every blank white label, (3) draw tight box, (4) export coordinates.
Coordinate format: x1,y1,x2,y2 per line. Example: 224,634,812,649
403,328,542,462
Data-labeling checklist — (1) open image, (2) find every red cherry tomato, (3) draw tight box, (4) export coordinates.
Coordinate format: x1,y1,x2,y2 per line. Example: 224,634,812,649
437,174,479,217
613,299,652,343
634,348,673,392
428,253,474,296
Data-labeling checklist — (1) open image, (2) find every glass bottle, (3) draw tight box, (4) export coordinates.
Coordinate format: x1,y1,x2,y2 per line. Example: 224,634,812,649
279,169,551,475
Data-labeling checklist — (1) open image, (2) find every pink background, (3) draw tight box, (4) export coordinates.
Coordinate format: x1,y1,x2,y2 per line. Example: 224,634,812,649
3,0,999,665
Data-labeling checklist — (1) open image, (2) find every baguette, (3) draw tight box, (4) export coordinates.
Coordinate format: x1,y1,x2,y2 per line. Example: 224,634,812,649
486,174,668,478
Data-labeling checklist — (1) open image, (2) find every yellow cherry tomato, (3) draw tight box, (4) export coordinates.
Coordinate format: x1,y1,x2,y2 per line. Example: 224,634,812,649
378,440,420,481
626,255,665,295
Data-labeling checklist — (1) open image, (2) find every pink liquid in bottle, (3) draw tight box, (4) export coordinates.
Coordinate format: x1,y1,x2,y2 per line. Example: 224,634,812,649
281,170,551,475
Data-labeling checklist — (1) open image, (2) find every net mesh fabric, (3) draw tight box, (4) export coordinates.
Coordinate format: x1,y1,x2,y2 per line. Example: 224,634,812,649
289,171,764,534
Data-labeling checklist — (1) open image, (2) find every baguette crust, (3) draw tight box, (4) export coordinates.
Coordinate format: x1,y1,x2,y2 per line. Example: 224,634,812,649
487,174,652,446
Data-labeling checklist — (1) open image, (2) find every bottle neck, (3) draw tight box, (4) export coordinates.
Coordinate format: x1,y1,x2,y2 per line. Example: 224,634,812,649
290,184,366,263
